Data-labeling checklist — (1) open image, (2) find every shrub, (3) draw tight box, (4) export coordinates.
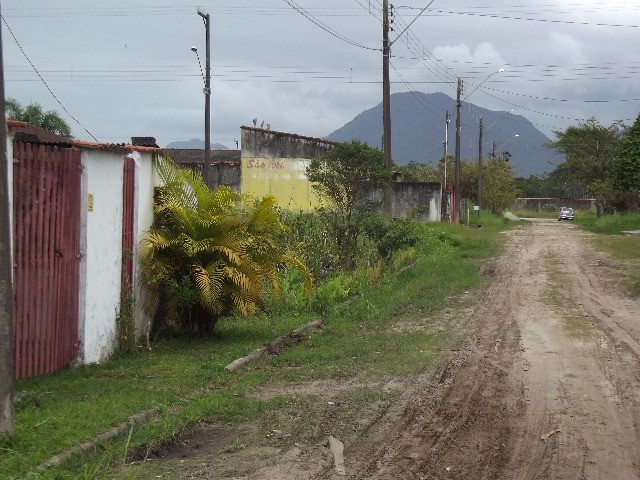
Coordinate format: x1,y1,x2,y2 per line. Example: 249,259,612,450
139,156,311,336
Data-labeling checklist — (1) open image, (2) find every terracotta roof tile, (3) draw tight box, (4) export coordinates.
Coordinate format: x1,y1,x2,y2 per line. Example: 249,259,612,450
7,120,72,146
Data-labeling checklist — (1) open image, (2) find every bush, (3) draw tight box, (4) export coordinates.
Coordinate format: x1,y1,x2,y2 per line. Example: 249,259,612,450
362,214,420,259
309,274,354,316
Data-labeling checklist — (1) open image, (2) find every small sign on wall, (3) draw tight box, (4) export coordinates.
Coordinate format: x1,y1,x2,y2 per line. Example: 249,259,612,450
87,193,94,212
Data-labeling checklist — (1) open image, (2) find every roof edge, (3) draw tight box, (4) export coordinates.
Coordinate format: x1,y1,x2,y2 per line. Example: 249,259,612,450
240,125,338,146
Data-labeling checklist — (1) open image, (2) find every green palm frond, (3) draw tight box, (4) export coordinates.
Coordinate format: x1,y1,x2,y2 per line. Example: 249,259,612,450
140,154,312,334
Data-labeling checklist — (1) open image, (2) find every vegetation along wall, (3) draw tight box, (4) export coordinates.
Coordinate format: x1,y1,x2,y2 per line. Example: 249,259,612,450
514,197,596,212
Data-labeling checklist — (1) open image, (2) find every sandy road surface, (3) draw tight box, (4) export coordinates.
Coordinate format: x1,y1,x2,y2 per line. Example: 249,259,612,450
359,218,640,480
124,219,640,479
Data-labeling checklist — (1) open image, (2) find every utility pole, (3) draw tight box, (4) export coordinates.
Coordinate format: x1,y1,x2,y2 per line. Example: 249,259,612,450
198,10,212,187
444,110,449,184
477,117,483,219
492,140,496,158
443,111,450,222
0,2,15,437
454,78,463,223
382,0,392,170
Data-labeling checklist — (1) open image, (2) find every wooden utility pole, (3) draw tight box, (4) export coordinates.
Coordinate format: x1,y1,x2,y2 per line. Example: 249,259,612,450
444,110,449,184
382,0,392,170
454,78,463,223
443,111,450,221
0,3,15,437
478,116,483,219
198,10,212,187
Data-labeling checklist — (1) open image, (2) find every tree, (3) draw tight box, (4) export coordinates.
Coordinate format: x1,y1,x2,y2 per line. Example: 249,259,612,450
482,157,520,213
610,113,640,211
458,156,519,214
394,160,440,183
5,98,71,136
306,140,391,270
140,156,310,335
547,118,622,210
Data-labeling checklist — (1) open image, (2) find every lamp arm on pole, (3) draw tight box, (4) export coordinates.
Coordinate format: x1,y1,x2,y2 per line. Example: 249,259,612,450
462,68,505,102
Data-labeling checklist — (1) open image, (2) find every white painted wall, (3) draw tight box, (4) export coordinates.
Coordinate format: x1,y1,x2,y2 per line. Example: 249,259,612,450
130,151,157,338
78,150,124,364
77,148,158,364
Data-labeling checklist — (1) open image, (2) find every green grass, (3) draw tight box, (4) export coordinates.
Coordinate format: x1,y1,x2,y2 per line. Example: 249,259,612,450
576,212,640,234
575,212,640,297
1,216,512,479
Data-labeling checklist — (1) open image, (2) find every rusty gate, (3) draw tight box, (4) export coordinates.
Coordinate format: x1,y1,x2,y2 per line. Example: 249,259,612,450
12,141,82,379
119,156,135,344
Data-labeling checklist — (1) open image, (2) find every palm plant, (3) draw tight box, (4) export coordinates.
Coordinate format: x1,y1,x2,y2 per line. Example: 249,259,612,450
140,156,311,335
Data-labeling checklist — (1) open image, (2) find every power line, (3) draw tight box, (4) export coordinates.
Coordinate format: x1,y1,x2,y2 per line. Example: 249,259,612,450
282,0,380,51
421,9,639,28
1,15,98,141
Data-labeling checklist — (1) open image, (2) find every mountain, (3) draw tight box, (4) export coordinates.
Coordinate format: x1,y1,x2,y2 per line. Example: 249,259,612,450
165,138,228,149
326,91,562,178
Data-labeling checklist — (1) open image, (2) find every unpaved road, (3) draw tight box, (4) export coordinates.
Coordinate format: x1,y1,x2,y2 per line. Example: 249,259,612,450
124,219,640,479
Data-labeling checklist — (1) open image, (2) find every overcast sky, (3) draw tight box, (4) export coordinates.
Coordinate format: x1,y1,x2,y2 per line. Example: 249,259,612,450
2,1,639,149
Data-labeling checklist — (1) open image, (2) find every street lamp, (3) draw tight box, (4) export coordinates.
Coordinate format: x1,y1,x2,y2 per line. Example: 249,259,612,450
463,68,505,102
191,46,204,82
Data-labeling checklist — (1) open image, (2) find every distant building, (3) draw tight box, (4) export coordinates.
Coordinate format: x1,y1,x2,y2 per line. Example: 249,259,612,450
241,126,336,211
165,148,241,192
240,126,441,221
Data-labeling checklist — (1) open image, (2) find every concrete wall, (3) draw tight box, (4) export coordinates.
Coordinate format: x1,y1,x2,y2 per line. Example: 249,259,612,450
241,127,335,211
367,182,442,222
513,197,596,212
390,182,441,222
241,126,335,159
130,152,156,343
240,126,441,220
78,148,157,364
176,161,241,192
78,150,123,363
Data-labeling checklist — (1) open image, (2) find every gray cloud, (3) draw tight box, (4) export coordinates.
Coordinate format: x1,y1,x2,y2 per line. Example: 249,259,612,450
3,0,639,148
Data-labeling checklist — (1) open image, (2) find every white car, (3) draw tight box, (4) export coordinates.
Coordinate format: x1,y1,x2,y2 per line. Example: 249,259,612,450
558,207,574,221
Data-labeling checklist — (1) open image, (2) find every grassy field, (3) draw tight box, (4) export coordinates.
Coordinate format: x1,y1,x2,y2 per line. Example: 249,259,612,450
575,211,640,234
575,212,640,297
2,215,514,479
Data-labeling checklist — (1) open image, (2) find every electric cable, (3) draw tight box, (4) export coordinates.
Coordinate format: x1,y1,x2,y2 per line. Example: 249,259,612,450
1,15,99,141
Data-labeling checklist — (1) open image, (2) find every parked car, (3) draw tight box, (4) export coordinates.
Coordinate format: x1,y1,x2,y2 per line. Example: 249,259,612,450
558,207,574,221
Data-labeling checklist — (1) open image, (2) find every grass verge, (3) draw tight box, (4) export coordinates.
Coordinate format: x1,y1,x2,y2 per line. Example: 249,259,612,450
576,212,640,298
1,215,512,479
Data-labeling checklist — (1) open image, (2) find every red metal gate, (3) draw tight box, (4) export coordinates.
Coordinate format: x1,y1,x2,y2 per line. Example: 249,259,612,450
121,157,135,293
12,141,82,380
119,157,135,342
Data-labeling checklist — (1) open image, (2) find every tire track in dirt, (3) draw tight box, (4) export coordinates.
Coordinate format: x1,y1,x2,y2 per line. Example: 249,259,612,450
504,219,640,480
339,219,640,479
113,220,640,479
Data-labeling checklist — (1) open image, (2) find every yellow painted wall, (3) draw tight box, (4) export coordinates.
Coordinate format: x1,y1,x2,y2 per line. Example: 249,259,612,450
241,157,322,211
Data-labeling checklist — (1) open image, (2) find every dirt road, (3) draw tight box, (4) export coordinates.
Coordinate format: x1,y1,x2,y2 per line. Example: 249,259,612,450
129,219,640,479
